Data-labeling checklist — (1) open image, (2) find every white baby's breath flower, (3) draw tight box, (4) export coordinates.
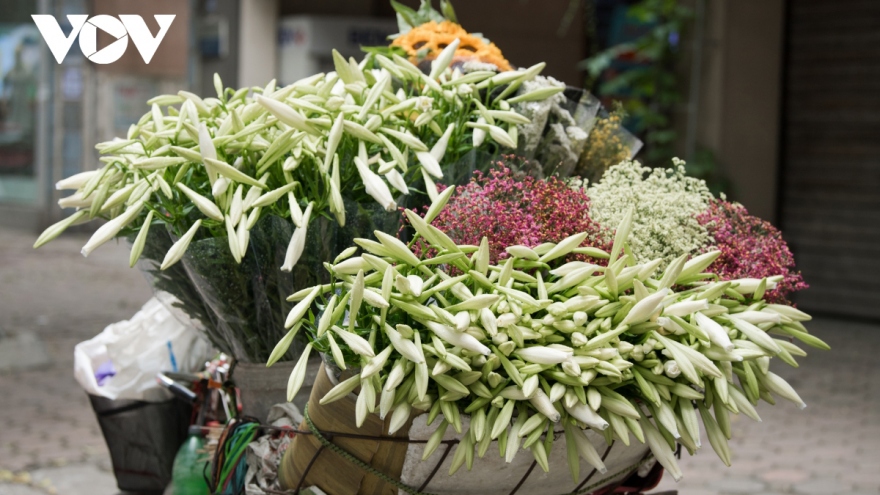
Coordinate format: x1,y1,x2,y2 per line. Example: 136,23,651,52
587,159,713,268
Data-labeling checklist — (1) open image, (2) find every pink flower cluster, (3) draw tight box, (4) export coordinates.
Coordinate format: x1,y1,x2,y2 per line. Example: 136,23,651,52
421,160,611,264
697,199,807,304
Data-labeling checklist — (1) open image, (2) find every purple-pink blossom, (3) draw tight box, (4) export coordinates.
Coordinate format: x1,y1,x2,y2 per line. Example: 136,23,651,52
697,199,807,304
414,160,611,264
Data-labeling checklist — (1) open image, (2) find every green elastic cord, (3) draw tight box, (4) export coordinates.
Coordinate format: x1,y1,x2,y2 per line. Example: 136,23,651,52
303,403,436,495
301,403,655,495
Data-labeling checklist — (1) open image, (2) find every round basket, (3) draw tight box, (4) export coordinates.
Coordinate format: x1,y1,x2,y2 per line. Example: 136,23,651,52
278,363,653,495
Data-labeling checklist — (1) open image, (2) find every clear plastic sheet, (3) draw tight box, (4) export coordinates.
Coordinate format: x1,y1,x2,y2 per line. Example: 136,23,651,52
136,204,402,364
515,85,642,181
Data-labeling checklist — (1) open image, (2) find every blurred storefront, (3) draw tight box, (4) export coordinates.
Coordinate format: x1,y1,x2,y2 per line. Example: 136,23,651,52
4,0,877,319
0,0,191,229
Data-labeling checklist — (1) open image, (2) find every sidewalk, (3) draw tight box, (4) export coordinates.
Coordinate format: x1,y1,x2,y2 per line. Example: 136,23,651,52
1,225,878,494
0,227,151,495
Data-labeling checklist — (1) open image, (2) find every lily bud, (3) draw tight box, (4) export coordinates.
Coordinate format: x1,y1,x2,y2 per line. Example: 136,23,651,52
663,299,709,317
160,220,201,270
516,346,573,365
331,325,375,357
388,401,412,435
286,343,313,401
529,389,560,422
81,200,145,257
354,156,396,211
177,183,224,221
281,202,312,272
362,345,393,378
564,402,609,430
285,286,320,328
695,312,734,352
320,374,361,405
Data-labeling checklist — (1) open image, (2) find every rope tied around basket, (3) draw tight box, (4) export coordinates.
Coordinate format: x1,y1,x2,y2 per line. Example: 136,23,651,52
287,403,655,495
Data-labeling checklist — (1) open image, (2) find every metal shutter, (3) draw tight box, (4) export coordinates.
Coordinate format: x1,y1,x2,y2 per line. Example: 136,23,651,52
780,0,880,319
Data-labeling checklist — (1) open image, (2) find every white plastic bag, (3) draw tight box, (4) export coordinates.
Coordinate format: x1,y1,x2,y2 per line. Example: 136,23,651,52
74,297,213,401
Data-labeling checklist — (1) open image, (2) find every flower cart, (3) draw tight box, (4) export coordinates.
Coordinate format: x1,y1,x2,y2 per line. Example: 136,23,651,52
37,1,826,493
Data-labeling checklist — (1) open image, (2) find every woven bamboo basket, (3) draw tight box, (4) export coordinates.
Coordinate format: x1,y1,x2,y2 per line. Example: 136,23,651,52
278,363,653,495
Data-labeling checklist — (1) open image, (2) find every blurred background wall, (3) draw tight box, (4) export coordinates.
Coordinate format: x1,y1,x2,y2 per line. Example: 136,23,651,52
0,0,876,319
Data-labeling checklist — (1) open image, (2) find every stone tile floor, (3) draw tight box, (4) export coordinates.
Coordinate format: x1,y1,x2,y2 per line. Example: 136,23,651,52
1,226,879,494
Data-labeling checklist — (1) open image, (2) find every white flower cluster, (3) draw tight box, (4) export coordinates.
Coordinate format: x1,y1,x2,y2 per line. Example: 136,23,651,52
587,158,713,267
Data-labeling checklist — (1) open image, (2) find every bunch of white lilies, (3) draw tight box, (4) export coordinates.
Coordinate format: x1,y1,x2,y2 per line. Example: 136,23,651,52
274,199,828,481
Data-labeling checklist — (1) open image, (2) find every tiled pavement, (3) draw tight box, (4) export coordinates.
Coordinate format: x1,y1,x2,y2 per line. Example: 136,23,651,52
1,226,879,494
651,315,880,495
0,228,151,494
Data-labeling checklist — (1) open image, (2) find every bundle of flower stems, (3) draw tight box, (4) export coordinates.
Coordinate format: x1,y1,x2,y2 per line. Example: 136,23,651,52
36,41,561,274
273,191,828,481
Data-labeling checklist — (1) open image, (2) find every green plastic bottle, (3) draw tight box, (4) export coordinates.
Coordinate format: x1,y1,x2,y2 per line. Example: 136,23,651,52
171,425,210,495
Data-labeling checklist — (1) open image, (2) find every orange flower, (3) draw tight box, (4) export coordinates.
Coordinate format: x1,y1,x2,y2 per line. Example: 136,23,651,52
391,20,513,72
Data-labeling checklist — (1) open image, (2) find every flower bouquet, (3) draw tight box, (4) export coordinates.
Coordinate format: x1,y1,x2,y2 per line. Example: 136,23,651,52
271,184,825,493
35,37,570,364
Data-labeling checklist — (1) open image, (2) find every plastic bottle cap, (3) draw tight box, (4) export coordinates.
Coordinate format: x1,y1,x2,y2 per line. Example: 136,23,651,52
188,425,204,436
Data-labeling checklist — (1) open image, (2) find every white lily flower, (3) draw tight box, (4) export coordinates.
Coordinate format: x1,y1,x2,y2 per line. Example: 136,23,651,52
695,312,734,352
657,316,686,335
225,216,241,263
320,374,361,406
388,401,412,435
58,191,94,209
529,389,560,422
81,200,145,257
211,177,230,198
663,299,709,317
385,326,424,364
454,311,470,333
197,121,217,179
517,346,573,365
488,125,516,148
354,156,396,211
731,310,781,325
380,127,428,152
362,287,390,309
473,117,487,147
362,345,393,378
229,185,244,226
384,168,409,194
331,325,375,357
732,278,778,294
424,320,490,355
281,202,312,271
35,210,88,250
286,343,313,401
496,313,517,328
429,38,460,79
729,316,782,353
421,167,439,202
160,219,202,270
622,288,668,325
406,275,424,297
255,95,318,135
334,256,371,275
177,183,224,221
431,123,455,163
56,170,98,190
323,113,345,173
564,402,609,430
285,285,320,328
416,151,443,178
664,360,681,378
251,182,297,209
567,423,608,474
